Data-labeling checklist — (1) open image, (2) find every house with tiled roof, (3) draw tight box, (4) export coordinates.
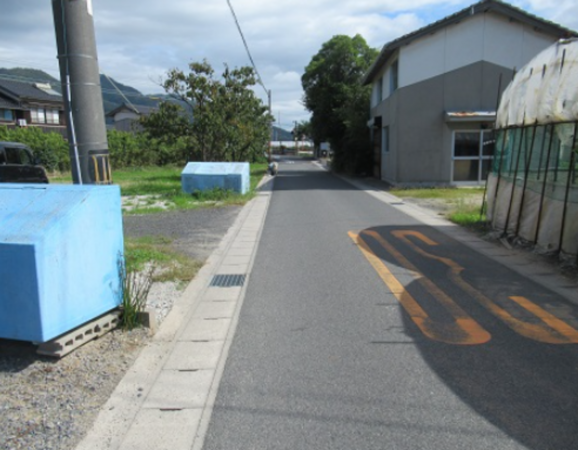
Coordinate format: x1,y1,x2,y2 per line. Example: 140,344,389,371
105,102,158,132
0,78,66,136
363,0,577,185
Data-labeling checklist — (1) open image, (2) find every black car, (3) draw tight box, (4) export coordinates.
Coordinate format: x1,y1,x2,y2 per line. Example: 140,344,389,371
0,141,49,183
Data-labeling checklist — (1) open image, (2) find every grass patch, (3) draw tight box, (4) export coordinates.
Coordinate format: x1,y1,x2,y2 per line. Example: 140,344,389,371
389,187,485,200
448,202,491,232
390,187,490,232
124,236,202,285
49,163,269,215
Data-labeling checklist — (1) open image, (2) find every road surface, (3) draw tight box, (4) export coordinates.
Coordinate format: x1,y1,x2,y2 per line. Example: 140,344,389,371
203,158,578,450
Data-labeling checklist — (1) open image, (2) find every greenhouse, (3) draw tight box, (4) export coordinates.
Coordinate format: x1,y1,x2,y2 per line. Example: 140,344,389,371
487,38,578,262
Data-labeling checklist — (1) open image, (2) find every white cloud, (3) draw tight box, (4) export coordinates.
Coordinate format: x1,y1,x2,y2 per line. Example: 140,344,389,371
0,0,575,127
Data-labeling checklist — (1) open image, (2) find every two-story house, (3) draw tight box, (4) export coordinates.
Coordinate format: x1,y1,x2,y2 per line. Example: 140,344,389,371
0,79,66,136
363,0,576,185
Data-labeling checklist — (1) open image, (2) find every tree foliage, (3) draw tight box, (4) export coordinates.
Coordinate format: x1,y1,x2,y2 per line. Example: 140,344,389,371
141,61,272,163
0,126,69,171
292,120,311,140
302,34,378,174
0,126,190,172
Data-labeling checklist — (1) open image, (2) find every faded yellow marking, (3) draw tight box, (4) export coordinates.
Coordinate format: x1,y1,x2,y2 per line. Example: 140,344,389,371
392,230,578,344
349,231,490,345
509,296,578,343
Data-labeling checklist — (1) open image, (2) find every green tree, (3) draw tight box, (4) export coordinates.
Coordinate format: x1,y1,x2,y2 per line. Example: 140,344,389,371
302,34,378,174
292,120,311,140
142,60,272,163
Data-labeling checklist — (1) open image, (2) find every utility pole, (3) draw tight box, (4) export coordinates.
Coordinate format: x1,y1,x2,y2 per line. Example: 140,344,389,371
268,90,272,163
52,0,111,184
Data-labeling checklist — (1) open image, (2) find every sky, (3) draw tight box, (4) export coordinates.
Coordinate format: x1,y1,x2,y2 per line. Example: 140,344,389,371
0,0,577,131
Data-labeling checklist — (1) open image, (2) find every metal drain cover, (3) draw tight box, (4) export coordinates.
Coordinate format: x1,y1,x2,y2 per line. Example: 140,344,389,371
210,274,247,287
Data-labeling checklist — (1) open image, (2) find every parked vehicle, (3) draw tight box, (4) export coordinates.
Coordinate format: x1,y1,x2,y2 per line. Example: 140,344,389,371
0,142,49,184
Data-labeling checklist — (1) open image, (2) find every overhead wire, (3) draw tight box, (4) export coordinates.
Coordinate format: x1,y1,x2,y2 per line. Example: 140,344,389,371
225,0,268,96
102,73,138,111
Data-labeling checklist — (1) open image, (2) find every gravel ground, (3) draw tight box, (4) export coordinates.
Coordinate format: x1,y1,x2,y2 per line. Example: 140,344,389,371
0,205,242,450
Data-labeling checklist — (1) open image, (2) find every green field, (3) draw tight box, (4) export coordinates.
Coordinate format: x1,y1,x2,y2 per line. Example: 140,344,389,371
50,163,268,214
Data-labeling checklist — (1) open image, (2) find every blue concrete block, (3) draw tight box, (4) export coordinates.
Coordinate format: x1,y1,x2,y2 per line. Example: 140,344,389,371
0,184,124,343
181,162,250,195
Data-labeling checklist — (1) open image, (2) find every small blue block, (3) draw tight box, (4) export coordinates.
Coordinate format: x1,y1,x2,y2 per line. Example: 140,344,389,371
181,162,250,195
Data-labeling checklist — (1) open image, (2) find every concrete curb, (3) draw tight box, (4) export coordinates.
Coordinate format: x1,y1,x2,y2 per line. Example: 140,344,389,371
76,176,274,450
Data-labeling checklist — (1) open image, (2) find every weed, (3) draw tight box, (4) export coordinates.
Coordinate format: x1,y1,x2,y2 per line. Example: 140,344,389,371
119,259,154,330
191,187,235,202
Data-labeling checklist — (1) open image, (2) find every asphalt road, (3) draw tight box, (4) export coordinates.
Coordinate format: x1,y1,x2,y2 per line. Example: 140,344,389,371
202,159,578,450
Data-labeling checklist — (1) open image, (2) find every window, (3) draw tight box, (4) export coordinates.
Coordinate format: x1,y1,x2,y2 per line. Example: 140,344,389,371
389,59,399,93
376,77,383,104
46,109,60,124
0,109,13,121
18,148,33,165
4,147,32,165
453,130,495,182
5,147,21,164
30,108,46,124
382,126,389,153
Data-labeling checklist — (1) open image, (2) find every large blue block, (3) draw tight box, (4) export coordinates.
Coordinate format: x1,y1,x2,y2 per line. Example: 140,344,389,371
181,162,250,195
0,184,124,343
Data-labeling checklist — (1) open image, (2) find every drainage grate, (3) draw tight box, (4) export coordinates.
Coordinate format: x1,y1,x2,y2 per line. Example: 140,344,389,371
210,274,247,287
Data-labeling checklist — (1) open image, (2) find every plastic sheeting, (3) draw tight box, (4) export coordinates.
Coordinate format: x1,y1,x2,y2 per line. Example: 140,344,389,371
497,38,578,128
486,173,578,257
489,39,578,260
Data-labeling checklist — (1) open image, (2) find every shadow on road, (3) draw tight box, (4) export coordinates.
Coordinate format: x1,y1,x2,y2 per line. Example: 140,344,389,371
356,224,578,450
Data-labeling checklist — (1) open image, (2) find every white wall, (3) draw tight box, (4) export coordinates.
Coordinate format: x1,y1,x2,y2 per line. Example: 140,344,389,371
114,110,139,122
398,13,558,93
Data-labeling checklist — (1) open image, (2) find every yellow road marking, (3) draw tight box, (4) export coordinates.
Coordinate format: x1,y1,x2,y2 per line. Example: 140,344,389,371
349,231,490,345
392,230,578,344
509,296,578,343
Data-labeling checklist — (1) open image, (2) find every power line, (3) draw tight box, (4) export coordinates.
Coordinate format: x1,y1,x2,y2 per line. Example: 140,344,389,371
102,73,138,111
225,0,268,96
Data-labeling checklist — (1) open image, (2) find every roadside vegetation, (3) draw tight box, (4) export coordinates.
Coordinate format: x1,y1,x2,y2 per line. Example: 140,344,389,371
124,235,203,284
302,34,378,175
50,163,268,214
389,187,490,232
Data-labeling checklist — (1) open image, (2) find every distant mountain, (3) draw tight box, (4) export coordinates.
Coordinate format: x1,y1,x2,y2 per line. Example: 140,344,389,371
0,68,58,85
99,74,160,112
0,68,291,136
0,67,160,113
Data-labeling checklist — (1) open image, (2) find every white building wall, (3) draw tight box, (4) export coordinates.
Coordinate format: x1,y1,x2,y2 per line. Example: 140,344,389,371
401,25,449,89
445,15,485,71
114,111,139,122
397,13,559,93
